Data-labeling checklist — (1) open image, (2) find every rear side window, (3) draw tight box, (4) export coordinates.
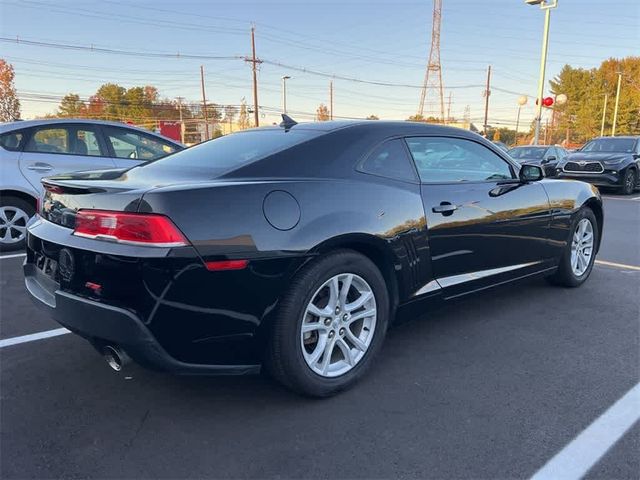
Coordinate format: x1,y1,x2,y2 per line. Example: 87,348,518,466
24,125,105,156
27,128,69,154
405,137,514,183
0,131,24,151
139,129,319,176
359,139,417,182
104,127,177,161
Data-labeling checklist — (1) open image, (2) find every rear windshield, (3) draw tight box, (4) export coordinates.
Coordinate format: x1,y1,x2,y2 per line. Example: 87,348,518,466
581,138,636,153
137,129,319,177
508,147,547,160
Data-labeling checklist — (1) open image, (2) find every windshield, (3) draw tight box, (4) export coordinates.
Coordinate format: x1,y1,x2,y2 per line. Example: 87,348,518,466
581,138,636,153
508,147,547,160
137,128,320,177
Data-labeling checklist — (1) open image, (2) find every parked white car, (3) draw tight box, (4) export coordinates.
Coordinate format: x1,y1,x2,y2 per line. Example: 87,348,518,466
0,119,184,251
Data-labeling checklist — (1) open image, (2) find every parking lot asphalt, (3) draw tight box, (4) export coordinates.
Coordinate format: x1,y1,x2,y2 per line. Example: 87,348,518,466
1,194,638,479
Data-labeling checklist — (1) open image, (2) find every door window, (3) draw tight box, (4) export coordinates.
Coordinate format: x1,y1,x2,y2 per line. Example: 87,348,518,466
405,137,514,183
104,127,177,161
24,126,105,156
359,139,417,182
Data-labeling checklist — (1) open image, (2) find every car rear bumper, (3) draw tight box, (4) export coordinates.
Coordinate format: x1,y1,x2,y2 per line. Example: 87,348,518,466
555,171,621,187
24,261,260,375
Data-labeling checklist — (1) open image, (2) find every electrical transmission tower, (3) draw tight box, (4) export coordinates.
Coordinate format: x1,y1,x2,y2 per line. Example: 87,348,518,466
417,0,445,122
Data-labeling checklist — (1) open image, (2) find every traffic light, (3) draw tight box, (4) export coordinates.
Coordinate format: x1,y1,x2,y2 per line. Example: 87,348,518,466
535,97,555,107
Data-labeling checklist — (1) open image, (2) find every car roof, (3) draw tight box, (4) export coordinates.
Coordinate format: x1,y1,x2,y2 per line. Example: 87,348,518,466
590,136,639,140
0,118,184,145
242,120,484,138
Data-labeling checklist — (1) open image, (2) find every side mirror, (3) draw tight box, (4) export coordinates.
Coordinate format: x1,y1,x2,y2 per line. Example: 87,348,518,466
520,164,544,182
546,155,556,162
633,153,639,160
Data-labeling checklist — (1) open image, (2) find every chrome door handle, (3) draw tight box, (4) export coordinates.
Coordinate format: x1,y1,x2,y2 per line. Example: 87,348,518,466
26,163,53,172
432,203,458,214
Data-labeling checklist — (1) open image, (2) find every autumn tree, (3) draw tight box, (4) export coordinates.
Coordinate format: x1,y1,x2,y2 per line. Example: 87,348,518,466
0,59,20,121
238,98,250,130
366,114,379,120
549,56,640,142
316,103,330,121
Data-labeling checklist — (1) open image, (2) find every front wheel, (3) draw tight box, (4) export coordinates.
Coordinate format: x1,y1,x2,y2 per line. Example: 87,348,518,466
620,168,637,195
546,207,598,287
267,250,389,397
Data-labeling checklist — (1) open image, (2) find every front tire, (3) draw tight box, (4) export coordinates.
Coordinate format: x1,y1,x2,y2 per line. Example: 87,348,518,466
0,196,34,252
620,168,637,195
546,207,598,287
267,250,390,397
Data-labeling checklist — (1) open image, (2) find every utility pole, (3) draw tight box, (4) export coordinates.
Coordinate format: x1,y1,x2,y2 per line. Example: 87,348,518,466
417,0,445,122
176,96,185,144
483,65,491,137
329,80,334,120
281,76,290,114
245,26,262,127
600,93,608,137
200,66,209,141
611,72,622,136
446,92,452,124
544,118,549,145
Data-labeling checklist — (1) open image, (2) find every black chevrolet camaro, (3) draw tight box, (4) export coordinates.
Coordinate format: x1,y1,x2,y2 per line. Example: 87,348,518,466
24,119,603,396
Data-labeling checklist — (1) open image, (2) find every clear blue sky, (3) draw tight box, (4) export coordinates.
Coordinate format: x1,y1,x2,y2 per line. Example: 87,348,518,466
1,0,638,128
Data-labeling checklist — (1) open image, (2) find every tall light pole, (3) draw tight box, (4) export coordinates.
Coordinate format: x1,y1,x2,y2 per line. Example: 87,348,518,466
281,76,291,114
515,95,528,145
176,96,185,144
600,93,608,137
611,72,622,136
527,0,558,145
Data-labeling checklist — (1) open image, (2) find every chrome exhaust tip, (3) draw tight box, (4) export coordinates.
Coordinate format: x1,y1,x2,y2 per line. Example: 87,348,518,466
103,345,130,372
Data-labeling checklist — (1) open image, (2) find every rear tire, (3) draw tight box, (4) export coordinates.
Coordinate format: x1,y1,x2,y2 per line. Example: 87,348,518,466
0,196,34,252
620,168,637,195
546,207,598,288
267,250,390,397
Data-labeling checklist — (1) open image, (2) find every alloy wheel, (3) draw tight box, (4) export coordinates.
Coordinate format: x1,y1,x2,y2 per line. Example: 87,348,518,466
0,206,30,245
624,170,636,194
300,273,377,378
570,218,594,277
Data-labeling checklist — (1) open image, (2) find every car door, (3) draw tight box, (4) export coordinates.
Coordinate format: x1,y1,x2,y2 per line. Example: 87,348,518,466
101,125,179,169
541,147,559,176
404,135,554,297
19,124,116,194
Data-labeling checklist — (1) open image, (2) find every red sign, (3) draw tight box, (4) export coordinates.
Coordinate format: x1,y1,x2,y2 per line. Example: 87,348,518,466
158,121,182,142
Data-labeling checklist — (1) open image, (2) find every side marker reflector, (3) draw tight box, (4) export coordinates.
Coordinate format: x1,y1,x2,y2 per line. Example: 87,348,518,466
204,260,249,271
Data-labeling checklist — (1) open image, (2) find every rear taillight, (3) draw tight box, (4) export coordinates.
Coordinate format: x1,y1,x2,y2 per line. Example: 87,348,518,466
73,210,189,247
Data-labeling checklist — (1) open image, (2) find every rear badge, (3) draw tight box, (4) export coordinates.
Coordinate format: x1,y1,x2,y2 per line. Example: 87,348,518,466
58,248,75,282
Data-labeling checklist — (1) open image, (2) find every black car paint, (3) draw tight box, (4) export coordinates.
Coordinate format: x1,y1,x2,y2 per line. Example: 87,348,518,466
23,121,603,373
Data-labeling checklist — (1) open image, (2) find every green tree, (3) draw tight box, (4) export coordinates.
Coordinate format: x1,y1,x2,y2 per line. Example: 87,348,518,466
57,93,85,117
366,114,379,120
95,83,127,120
0,59,20,121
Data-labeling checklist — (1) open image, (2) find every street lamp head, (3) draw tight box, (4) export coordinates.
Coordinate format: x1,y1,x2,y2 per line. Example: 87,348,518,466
555,93,568,106
282,75,291,80
517,95,528,106
525,0,544,4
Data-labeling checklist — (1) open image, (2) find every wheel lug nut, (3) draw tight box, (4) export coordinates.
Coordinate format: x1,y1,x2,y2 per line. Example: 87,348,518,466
329,331,335,338
324,318,331,326
339,328,345,335
335,306,340,314
342,313,348,321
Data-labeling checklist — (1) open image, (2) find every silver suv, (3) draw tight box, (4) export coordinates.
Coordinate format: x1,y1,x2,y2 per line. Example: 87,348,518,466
0,119,184,251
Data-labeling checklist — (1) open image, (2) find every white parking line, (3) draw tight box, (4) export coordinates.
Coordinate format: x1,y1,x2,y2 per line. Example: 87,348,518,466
602,196,640,202
0,328,70,349
595,260,640,271
530,382,640,480
0,252,26,260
